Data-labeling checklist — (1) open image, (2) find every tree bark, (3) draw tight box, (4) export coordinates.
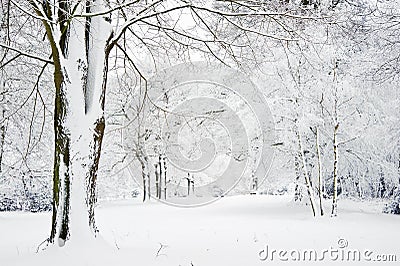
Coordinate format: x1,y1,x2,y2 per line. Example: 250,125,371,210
138,152,150,202
315,127,324,216
293,155,303,202
331,59,339,217
331,123,339,217
85,35,113,234
31,0,113,245
142,166,147,202
49,59,72,244
187,173,191,196
158,154,162,199
86,115,105,233
163,155,167,200
295,126,316,216
0,110,7,174
155,163,160,199
47,2,72,242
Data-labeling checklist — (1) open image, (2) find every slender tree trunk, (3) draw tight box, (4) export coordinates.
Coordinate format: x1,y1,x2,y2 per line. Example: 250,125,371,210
295,126,316,216
155,163,160,198
293,155,303,202
331,59,340,217
158,154,162,199
378,167,386,198
147,165,151,201
331,123,339,217
138,152,150,202
250,172,258,194
163,156,167,200
187,173,191,196
0,110,7,174
143,171,147,202
315,127,324,216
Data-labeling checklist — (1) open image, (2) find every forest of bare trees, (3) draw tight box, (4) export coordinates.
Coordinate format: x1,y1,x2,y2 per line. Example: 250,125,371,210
0,0,399,249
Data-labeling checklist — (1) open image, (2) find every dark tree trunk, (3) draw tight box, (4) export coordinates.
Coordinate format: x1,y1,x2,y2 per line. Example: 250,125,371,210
0,110,7,174
331,123,339,217
50,65,72,244
294,155,303,202
138,153,149,202
142,171,147,202
147,166,151,201
86,116,105,233
163,156,167,200
295,127,316,216
85,38,112,233
155,163,160,199
315,127,324,216
187,173,191,196
48,5,72,242
46,0,112,244
158,154,162,199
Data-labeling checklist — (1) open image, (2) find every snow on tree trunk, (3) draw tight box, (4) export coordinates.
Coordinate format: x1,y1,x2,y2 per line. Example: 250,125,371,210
315,127,324,216
47,1,75,243
331,59,339,218
155,163,160,199
331,123,339,217
295,125,316,216
84,1,113,233
0,109,7,173
293,154,303,202
37,0,113,245
137,150,150,202
163,156,167,200
158,154,163,199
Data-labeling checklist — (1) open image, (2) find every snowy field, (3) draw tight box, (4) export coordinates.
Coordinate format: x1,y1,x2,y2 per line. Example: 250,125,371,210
1,195,399,266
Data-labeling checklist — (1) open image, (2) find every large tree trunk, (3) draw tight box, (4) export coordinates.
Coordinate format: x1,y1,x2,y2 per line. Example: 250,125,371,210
85,31,113,234
36,0,112,245
49,59,73,245
78,0,113,237
48,0,73,243
86,115,106,232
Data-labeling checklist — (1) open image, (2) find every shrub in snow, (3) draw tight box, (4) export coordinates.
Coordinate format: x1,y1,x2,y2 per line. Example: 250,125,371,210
0,174,51,212
384,189,400,215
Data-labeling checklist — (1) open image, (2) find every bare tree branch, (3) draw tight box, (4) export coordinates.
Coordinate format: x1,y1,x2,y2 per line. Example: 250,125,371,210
0,43,53,64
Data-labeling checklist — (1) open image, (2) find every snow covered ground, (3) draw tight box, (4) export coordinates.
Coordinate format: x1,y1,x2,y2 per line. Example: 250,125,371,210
1,195,399,266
